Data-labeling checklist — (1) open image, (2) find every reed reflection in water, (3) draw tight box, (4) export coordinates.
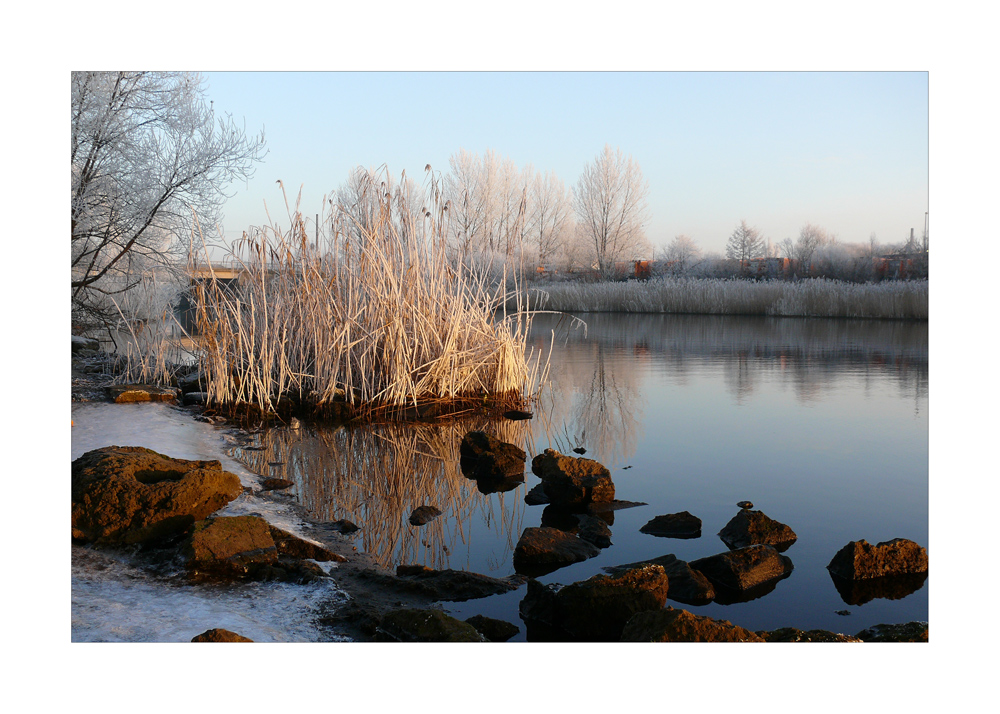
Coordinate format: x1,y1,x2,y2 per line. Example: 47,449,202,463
236,418,533,572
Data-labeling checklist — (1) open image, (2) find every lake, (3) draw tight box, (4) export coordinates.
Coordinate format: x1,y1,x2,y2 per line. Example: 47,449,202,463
230,312,928,640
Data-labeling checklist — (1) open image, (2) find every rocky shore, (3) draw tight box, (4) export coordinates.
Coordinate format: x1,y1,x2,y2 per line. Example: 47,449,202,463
71,341,928,643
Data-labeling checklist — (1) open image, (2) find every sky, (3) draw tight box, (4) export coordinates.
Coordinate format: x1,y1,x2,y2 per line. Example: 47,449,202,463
202,71,928,256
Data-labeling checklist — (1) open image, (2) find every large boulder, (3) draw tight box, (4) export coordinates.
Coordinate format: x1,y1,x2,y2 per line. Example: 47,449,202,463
519,565,671,642
459,431,526,482
690,544,793,593
827,539,928,580
376,609,486,642
71,446,243,545
621,607,764,642
513,526,601,576
530,449,615,507
718,509,797,551
640,511,702,539
605,554,715,606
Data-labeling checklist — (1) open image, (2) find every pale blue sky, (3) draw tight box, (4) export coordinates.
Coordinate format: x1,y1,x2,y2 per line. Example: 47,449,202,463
203,71,928,255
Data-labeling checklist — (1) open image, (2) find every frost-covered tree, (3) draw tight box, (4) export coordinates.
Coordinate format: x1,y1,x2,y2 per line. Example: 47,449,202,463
725,220,765,267
659,234,702,273
573,145,651,276
71,71,266,328
524,169,573,267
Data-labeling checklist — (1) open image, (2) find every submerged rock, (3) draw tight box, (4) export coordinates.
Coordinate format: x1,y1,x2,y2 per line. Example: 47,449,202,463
376,609,486,642
690,544,793,593
71,446,243,545
392,565,525,601
330,519,360,534
408,505,443,526
191,628,254,642
531,449,615,507
465,615,520,642
519,565,670,642
640,511,702,539
827,538,928,580
502,410,533,421
855,621,928,642
718,509,797,551
758,627,862,643
513,526,601,576
604,554,715,606
621,607,764,642
260,478,294,491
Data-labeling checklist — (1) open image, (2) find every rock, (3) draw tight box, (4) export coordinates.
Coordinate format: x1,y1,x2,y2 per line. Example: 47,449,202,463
513,526,601,576
604,554,715,606
176,370,205,393
530,449,615,507
758,627,862,643
184,516,279,576
640,511,702,539
183,391,209,406
376,609,486,642
690,544,793,592
191,628,253,642
519,565,670,642
830,571,928,606
105,384,179,403
827,538,928,580
391,566,525,601
330,519,360,534
465,615,520,642
459,431,526,481
502,410,533,420
621,607,765,642
408,505,443,526
260,478,294,491
718,509,797,551
268,525,347,562
586,500,647,514
573,447,587,454
737,501,754,509
855,622,928,642
71,446,243,545
72,335,101,353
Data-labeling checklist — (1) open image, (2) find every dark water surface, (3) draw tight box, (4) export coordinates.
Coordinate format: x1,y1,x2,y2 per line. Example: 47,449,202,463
235,313,928,640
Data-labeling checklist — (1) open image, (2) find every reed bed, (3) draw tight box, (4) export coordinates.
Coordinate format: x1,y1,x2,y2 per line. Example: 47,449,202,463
517,277,928,320
191,177,547,420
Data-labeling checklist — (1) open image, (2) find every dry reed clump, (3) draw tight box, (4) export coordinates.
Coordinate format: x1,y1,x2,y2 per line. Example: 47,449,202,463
191,176,547,422
520,277,927,320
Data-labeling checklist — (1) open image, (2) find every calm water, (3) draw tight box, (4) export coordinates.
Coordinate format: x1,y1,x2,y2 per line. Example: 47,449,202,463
233,313,928,640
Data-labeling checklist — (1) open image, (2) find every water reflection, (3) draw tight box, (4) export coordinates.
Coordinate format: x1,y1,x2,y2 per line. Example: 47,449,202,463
235,418,532,572
829,571,928,606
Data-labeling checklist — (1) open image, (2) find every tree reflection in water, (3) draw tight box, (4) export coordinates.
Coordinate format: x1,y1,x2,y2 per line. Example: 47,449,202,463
234,417,531,572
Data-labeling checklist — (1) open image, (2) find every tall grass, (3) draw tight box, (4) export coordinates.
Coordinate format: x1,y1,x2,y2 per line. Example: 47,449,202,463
191,175,547,420
518,277,928,320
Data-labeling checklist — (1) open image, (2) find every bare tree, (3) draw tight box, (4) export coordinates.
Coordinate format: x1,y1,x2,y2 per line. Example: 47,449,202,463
71,72,266,328
658,234,702,273
573,145,651,276
524,169,573,267
725,220,765,268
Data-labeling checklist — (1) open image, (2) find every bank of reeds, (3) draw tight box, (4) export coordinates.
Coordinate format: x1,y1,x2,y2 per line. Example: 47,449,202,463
516,277,928,320
191,176,546,421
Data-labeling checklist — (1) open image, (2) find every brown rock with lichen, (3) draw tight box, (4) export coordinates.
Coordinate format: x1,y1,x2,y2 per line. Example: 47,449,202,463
827,538,928,580
621,607,765,642
191,628,254,642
